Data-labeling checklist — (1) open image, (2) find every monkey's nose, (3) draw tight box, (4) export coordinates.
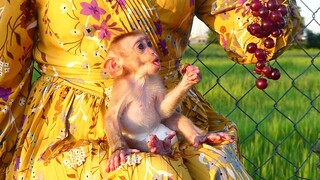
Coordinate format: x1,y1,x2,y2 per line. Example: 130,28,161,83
151,51,159,57
148,48,157,54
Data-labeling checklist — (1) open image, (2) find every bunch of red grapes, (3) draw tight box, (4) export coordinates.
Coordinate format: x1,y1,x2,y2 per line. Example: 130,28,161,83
246,0,288,90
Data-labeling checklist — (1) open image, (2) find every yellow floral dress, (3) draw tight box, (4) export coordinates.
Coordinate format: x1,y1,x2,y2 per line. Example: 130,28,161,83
0,0,300,179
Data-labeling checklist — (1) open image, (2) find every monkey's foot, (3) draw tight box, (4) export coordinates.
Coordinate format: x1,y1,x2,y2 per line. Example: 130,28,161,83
147,132,175,157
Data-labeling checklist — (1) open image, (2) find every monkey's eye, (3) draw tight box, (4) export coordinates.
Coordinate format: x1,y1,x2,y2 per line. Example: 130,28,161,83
147,41,153,47
137,43,146,50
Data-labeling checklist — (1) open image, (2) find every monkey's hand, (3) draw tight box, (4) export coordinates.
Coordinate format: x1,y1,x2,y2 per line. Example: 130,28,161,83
193,132,235,148
181,65,202,88
147,131,176,157
106,148,140,172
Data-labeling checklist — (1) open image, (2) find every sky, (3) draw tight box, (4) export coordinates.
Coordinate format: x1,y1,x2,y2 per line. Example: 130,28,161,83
191,0,320,36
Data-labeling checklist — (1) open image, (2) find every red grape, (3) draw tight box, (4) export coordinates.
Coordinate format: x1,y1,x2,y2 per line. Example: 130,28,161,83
247,24,255,35
264,37,275,49
255,60,266,69
270,68,281,80
247,42,258,53
255,48,267,61
276,17,286,29
260,30,271,38
250,23,262,35
271,29,282,37
267,0,279,11
181,63,191,74
262,66,272,77
252,10,260,17
270,10,283,22
259,7,270,18
250,0,263,11
256,77,268,90
255,32,264,38
278,5,288,16
262,18,274,32
247,0,286,89
256,61,266,70
254,67,263,74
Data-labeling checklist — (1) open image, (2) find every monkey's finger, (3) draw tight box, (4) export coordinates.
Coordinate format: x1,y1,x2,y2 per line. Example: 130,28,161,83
187,74,200,81
213,132,235,144
106,161,111,172
106,153,118,172
186,65,199,72
148,134,160,153
113,156,121,171
167,131,176,139
220,133,235,143
106,158,115,172
206,133,222,143
149,147,157,153
120,151,127,165
163,131,176,145
225,136,235,143
186,71,201,79
113,150,126,170
193,135,207,148
187,78,201,85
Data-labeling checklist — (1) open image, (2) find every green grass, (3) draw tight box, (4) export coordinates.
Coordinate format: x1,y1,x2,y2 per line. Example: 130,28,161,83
183,44,320,179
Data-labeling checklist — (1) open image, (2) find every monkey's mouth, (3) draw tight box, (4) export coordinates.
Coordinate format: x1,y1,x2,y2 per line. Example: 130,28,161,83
153,58,161,67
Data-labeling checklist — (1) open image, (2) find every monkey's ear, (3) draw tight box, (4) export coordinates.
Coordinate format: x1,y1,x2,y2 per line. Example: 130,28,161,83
104,57,124,78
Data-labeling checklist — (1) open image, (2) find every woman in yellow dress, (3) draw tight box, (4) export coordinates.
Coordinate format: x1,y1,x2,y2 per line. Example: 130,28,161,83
0,0,300,179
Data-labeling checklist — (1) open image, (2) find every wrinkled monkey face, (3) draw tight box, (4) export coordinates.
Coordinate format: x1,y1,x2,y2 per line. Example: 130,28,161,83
121,33,160,75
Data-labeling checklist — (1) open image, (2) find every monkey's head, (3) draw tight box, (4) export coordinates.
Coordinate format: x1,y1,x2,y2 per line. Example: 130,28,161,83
104,30,160,78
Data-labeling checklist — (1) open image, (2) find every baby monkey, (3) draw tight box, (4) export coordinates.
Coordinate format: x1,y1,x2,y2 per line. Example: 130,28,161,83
104,30,234,172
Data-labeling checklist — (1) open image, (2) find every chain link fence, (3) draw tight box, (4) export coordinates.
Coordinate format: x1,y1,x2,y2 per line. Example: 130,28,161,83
186,1,319,179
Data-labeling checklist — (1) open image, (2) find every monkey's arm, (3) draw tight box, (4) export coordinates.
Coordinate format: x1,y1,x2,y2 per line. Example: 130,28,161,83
158,65,201,118
157,82,190,118
163,113,235,147
163,112,205,144
105,106,128,153
104,81,129,153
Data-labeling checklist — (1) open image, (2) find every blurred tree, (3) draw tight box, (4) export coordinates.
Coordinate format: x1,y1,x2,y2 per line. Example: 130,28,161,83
206,30,219,45
306,30,320,48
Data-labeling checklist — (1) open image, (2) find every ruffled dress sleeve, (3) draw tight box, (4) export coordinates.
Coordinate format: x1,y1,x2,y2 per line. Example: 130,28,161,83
0,0,37,166
195,0,301,64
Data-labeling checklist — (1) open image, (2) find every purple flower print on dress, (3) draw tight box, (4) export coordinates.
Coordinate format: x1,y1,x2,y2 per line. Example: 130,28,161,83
93,15,123,40
95,21,113,40
20,115,26,130
107,0,127,14
80,0,106,21
0,87,12,101
107,0,126,8
190,0,195,6
116,0,126,8
154,20,162,35
14,156,20,171
159,39,169,56
175,58,181,70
